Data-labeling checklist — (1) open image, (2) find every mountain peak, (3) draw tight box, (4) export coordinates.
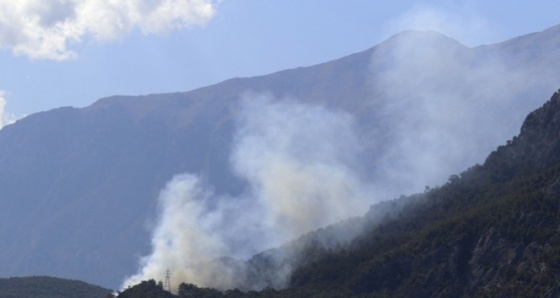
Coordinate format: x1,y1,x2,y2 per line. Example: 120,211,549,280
382,29,468,48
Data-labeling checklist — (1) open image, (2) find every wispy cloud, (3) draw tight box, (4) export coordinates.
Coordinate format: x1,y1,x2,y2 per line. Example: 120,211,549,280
0,90,17,128
0,0,217,60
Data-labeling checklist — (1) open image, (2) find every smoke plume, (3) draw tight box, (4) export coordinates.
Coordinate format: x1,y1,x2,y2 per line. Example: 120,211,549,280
122,7,560,293
367,6,558,198
0,0,216,60
231,93,369,242
122,93,372,292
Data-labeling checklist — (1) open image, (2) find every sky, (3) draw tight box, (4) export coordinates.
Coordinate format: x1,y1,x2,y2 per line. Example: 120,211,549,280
1,1,560,118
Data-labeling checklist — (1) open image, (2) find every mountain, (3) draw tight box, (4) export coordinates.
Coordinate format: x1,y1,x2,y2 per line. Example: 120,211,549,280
120,89,560,296
0,276,111,298
276,89,560,297
1,25,560,289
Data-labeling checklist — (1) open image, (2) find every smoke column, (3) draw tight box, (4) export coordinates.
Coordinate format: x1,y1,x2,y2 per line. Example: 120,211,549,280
122,174,231,290
231,93,369,242
122,9,560,292
122,93,372,292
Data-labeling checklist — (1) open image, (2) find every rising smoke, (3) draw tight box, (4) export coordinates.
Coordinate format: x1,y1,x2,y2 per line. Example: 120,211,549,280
122,6,560,293
366,6,558,198
231,93,369,241
122,93,372,292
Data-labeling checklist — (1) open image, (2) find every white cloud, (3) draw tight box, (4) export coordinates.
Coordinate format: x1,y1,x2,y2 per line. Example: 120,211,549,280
0,0,217,60
0,90,17,128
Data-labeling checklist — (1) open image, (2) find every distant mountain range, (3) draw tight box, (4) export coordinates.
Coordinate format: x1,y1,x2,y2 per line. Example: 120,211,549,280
1,25,560,289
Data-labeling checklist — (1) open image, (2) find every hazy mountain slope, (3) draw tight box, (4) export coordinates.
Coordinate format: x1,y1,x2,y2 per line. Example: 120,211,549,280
0,276,111,298
1,26,560,289
274,89,560,297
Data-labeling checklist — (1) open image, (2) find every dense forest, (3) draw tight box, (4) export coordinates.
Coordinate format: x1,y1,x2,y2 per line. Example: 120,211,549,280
117,89,560,297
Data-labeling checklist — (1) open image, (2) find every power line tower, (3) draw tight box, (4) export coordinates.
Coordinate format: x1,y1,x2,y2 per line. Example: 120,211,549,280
164,268,171,292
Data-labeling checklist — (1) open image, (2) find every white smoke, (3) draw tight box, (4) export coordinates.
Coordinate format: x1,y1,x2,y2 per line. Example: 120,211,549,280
121,174,233,290
231,93,369,242
0,0,217,60
121,7,560,293
122,93,372,292
368,6,553,197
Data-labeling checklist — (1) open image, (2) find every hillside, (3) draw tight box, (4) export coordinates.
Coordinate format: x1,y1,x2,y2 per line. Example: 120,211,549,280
279,90,560,297
0,276,111,298
1,25,560,288
119,90,560,296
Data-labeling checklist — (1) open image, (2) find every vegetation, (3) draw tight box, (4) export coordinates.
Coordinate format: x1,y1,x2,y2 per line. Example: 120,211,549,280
118,280,174,298
0,276,112,298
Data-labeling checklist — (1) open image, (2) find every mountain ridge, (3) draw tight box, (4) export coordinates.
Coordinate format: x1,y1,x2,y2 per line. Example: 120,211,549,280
2,26,560,289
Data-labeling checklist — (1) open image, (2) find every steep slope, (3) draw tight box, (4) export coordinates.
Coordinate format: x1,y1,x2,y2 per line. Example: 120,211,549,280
1,26,560,289
276,89,560,296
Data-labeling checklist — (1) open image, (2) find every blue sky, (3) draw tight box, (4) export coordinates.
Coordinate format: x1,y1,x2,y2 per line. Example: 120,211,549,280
1,0,560,119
